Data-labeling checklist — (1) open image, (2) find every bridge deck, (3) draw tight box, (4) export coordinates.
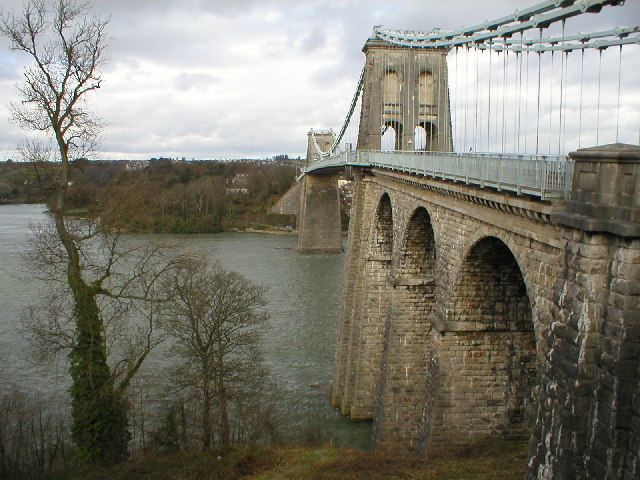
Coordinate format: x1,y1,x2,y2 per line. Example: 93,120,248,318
306,151,573,200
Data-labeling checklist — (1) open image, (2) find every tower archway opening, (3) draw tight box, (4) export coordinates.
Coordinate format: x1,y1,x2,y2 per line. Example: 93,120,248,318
415,122,437,151
382,121,403,151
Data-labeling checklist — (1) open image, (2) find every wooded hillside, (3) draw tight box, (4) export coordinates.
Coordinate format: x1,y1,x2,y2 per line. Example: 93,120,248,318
0,158,298,233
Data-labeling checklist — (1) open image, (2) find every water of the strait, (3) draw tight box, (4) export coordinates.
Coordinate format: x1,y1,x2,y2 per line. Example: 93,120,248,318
0,203,371,449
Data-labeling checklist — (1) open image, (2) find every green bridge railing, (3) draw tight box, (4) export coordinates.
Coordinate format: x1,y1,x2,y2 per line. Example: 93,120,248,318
305,150,573,200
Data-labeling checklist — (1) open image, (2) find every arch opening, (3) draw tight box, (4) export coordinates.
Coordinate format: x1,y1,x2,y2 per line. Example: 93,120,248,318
382,121,403,151
374,207,438,451
382,69,402,150
415,122,437,151
383,70,401,110
441,236,537,442
418,70,435,107
372,193,393,256
350,193,394,420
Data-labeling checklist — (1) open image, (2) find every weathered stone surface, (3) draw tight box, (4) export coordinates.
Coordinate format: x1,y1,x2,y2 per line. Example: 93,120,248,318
297,130,344,253
270,179,301,215
322,29,640,479
552,143,640,237
297,173,343,253
331,156,640,479
357,37,452,152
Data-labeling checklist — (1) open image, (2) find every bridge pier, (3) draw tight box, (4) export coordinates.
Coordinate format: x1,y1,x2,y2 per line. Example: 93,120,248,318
296,172,343,253
531,144,640,480
331,144,640,479
296,129,343,253
373,207,438,451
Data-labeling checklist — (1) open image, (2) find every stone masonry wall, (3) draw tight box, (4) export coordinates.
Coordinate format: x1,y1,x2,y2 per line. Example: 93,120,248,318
350,197,393,419
269,179,301,215
529,234,640,479
433,331,537,443
628,368,640,479
333,169,563,452
374,207,437,449
297,173,342,253
332,165,640,479
332,171,378,414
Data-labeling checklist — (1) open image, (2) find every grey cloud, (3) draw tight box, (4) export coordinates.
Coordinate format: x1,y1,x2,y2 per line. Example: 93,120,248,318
173,72,222,92
1,0,638,160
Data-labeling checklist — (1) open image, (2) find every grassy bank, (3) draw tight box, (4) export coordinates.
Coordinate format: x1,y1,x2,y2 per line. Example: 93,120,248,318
31,438,528,480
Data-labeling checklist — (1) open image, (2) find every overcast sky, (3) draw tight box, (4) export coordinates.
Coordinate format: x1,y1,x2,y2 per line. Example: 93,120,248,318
0,0,638,160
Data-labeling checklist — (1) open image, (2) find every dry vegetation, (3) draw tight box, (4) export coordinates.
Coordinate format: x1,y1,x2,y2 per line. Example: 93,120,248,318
31,438,528,480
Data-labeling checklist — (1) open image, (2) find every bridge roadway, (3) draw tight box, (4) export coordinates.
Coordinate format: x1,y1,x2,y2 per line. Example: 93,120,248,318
295,144,640,479
305,150,573,200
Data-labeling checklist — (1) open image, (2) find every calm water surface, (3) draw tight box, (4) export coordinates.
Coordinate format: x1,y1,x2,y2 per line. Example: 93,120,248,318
0,204,371,448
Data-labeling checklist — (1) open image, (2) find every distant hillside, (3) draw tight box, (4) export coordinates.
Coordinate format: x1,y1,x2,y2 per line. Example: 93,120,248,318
0,158,298,233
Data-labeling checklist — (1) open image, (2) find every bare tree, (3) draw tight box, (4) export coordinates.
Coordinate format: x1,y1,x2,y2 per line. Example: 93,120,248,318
0,387,71,476
163,259,274,451
0,0,183,464
18,220,191,462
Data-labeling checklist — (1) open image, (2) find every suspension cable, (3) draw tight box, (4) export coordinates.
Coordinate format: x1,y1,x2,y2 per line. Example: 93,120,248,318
558,20,566,154
486,43,491,151
596,48,603,145
374,1,630,49
524,48,530,153
470,44,476,151
549,50,555,154
502,47,507,153
535,28,542,155
311,66,366,156
464,45,469,151
578,48,585,148
615,44,622,143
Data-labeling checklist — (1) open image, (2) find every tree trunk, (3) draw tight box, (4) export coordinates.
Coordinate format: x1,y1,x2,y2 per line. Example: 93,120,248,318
202,375,212,450
67,270,128,463
52,193,128,464
216,352,230,450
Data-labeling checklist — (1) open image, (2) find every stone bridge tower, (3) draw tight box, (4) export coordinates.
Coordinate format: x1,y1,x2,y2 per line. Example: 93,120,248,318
305,129,334,166
357,31,453,152
297,130,343,253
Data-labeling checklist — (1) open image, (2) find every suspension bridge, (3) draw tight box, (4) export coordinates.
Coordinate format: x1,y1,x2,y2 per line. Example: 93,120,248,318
301,0,639,204
285,1,640,478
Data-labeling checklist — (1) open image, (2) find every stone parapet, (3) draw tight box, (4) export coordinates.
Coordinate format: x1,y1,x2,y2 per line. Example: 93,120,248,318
552,143,640,237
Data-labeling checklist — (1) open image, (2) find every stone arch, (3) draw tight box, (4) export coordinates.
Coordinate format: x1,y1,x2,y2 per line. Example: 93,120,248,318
397,207,436,274
350,192,395,419
370,193,393,256
435,235,538,443
457,227,546,361
383,69,403,150
454,236,532,331
458,228,532,305
374,206,439,450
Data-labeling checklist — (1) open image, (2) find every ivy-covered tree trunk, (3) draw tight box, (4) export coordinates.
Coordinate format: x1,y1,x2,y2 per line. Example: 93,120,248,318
67,280,128,463
52,190,129,463
0,0,133,464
